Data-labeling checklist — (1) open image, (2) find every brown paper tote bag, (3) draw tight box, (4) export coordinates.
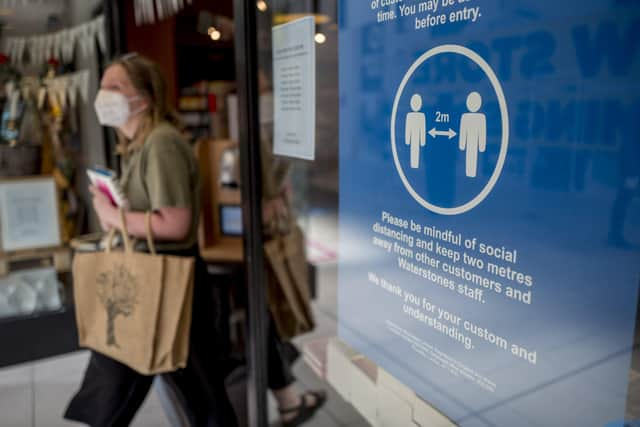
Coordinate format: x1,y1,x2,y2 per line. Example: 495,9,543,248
73,212,194,375
264,223,315,340
152,252,194,370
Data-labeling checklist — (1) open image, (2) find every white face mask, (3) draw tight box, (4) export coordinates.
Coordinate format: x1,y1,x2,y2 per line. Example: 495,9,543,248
94,89,143,128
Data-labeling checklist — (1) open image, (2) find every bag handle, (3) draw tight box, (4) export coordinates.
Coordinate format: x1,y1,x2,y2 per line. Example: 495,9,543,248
105,209,134,253
103,211,158,255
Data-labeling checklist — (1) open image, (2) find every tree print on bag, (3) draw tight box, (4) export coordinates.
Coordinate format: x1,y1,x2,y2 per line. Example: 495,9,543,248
96,264,139,348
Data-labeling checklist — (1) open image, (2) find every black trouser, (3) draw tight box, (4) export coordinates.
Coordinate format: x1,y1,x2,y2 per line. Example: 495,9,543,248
267,313,299,391
64,249,238,427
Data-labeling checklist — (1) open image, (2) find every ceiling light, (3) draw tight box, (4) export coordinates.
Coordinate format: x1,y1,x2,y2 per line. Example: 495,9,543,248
273,13,331,25
314,33,326,44
207,26,216,35
257,0,267,12
210,30,221,41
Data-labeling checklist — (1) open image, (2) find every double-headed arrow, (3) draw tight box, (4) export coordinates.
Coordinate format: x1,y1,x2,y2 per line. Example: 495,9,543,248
428,127,457,139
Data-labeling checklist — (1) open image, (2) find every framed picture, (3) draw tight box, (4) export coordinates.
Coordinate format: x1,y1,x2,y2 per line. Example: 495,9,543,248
0,176,61,252
218,204,243,237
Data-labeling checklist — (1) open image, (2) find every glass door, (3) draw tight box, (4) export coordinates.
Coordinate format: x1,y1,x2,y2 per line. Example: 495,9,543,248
239,1,640,427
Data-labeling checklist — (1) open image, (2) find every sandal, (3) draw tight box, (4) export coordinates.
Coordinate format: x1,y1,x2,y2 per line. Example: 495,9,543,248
279,390,327,427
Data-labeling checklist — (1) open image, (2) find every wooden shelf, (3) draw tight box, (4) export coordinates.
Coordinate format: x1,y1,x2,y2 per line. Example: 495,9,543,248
200,238,244,264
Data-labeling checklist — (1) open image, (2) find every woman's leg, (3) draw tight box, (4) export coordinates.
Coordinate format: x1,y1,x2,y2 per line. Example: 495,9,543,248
163,258,238,427
162,358,237,427
266,315,325,423
64,351,153,427
267,313,297,392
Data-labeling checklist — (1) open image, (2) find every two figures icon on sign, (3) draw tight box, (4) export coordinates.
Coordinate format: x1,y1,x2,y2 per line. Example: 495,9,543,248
405,94,426,169
405,91,486,177
459,92,486,178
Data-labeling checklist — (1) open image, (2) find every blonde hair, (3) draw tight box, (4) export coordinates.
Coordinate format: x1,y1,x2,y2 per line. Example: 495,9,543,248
108,53,181,154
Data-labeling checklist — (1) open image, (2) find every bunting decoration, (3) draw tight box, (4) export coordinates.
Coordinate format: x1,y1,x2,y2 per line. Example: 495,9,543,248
0,0,56,5
0,0,62,5
134,0,193,25
45,70,91,111
5,69,90,120
2,16,106,66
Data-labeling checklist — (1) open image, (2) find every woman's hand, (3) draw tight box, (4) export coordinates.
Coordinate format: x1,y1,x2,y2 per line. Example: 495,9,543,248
262,196,287,224
90,185,118,231
262,182,292,224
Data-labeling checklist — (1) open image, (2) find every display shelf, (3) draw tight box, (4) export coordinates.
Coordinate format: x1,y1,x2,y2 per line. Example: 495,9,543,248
0,303,78,368
0,246,71,277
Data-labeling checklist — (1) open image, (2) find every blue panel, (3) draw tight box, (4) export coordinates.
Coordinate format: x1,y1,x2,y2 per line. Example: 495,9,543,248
338,1,640,426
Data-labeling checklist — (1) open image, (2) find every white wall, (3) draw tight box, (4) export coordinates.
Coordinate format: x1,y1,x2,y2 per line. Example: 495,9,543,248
1,0,67,37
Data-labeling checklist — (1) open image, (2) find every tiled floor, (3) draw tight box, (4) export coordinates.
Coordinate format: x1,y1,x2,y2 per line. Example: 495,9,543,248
0,340,364,427
0,351,172,427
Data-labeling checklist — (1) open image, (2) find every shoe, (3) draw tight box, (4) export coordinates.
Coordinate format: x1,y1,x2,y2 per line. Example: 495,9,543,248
279,390,327,427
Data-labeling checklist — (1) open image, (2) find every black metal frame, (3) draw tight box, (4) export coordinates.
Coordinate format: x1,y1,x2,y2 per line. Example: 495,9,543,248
103,0,127,170
103,0,126,57
233,1,269,426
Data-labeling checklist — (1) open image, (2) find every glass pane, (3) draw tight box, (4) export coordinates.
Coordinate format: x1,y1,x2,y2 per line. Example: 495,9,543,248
257,0,364,425
259,1,640,427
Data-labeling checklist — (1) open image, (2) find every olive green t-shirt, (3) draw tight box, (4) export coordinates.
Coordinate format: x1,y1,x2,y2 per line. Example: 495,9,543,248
119,122,201,251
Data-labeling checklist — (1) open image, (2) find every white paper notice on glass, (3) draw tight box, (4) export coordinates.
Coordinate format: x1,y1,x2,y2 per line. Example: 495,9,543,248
0,178,61,251
272,16,316,161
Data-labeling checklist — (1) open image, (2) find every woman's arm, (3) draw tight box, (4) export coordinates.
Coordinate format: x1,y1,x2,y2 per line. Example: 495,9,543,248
122,208,191,241
91,185,191,241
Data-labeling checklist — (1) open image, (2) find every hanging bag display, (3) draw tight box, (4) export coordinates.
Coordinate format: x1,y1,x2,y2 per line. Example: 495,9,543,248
72,211,195,375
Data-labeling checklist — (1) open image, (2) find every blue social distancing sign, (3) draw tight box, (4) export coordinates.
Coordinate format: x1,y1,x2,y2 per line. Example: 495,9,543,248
338,1,640,426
